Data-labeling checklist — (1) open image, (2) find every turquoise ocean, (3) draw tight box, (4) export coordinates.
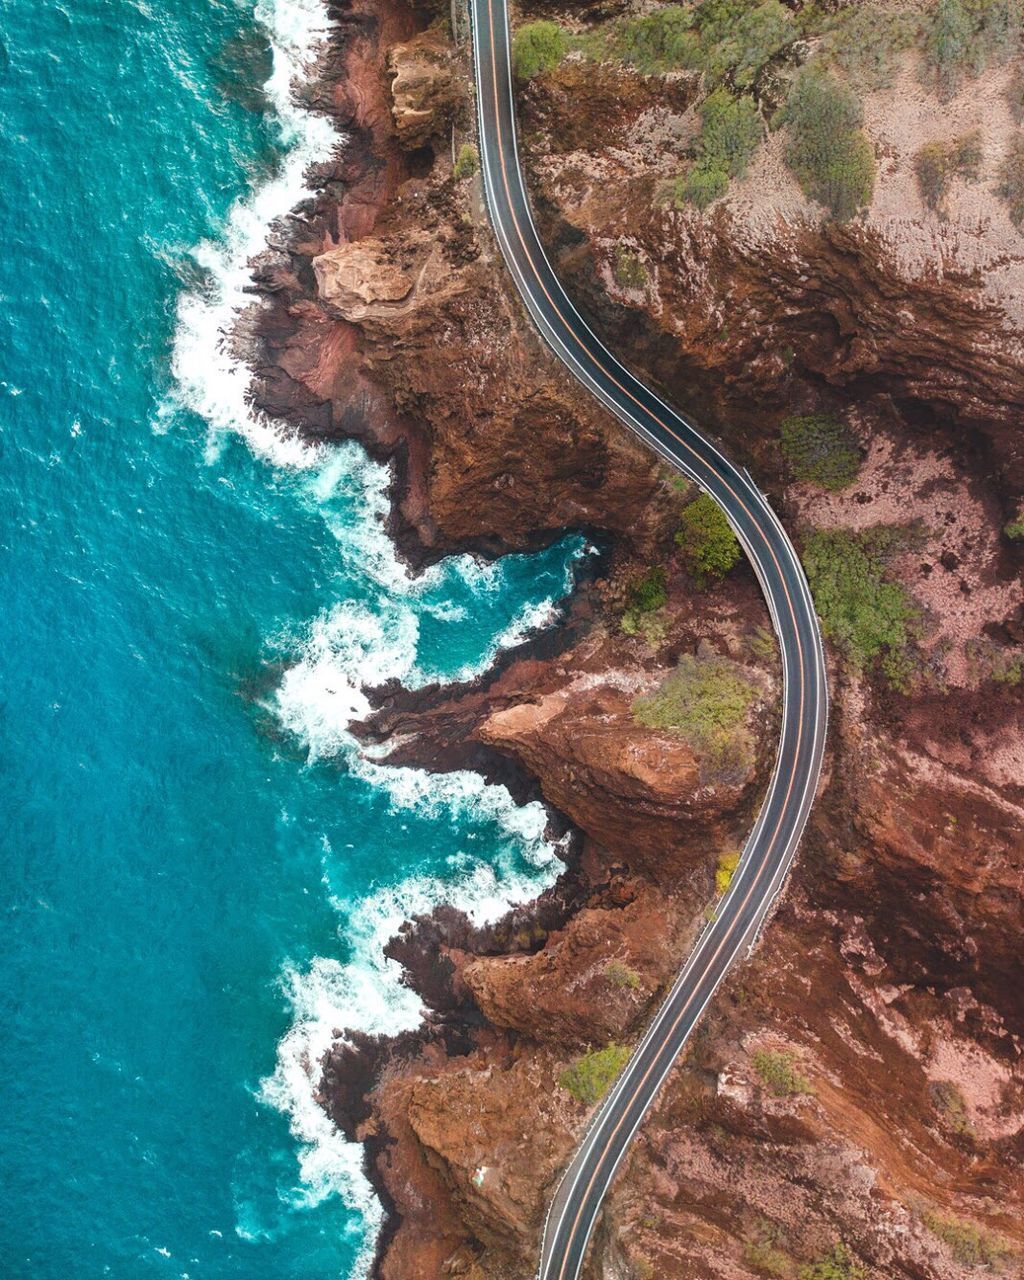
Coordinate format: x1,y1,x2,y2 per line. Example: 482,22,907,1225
0,1,582,1275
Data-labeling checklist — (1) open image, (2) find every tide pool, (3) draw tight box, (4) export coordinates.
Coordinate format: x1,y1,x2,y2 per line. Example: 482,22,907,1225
0,1,580,1275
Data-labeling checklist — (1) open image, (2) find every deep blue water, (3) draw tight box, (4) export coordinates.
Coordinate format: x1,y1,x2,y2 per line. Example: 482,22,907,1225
0,2,580,1276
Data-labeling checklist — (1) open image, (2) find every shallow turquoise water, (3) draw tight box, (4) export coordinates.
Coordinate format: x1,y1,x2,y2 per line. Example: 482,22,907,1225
0,2,579,1275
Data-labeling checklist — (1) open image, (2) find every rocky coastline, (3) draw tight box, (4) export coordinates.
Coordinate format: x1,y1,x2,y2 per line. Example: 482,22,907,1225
240,1,1024,1276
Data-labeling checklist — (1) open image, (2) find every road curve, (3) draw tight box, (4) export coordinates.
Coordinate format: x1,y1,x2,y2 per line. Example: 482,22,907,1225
468,2,830,1277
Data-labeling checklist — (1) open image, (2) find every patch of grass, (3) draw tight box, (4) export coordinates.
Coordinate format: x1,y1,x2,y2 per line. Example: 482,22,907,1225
827,4,920,91
801,527,920,688
633,650,758,780
752,1048,813,1097
512,20,566,80
560,1043,631,1105
453,143,478,180
923,1211,1014,1268
676,493,742,585
613,243,648,290
780,414,861,490
930,1079,975,1136
798,1244,866,1280
776,64,876,220
913,131,983,214
744,1236,793,1277
921,0,1022,102
605,959,641,990
996,130,1024,225
715,849,741,894
1005,517,1024,538
747,624,779,663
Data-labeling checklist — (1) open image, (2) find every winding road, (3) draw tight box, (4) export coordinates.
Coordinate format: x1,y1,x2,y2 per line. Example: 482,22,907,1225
468,2,830,1277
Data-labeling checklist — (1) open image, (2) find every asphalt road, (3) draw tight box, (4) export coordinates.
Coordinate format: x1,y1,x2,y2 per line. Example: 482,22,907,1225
468,2,830,1276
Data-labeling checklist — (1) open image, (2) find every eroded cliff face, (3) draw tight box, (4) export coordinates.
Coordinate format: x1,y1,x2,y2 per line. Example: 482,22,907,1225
242,1,1024,1276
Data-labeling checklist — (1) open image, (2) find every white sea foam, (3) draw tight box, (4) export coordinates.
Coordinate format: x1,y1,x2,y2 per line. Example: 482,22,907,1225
163,1,575,1267
164,0,336,470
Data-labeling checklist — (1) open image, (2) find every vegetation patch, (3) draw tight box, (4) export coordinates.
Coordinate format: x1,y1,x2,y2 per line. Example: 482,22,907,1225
715,849,741,894
827,4,920,90
744,1235,793,1277
923,1211,1014,1268
913,131,982,214
633,649,758,781
801,527,920,688
512,20,566,80
676,493,742,584
780,414,861,490
996,130,1024,225
930,1078,975,1135
776,64,876,220
752,1048,813,1097
453,142,478,180
613,243,648,289
560,1043,631,1105
616,565,669,645
1005,516,1024,539
605,959,641,990
797,1244,867,1280
920,0,1022,101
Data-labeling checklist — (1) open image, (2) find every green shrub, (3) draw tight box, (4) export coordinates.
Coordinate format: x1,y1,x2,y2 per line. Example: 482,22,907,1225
921,0,1022,101
633,650,757,779
752,1048,813,1097
1005,517,1024,538
705,0,797,88
801,528,919,686
676,493,742,584
913,131,983,213
996,130,1024,225
798,1243,866,1280
780,414,861,490
828,5,919,90
715,849,741,894
560,1043,631,1105
613,243,647,289
619,565,669,641
930,1078,974,1135
698,88,763,177
512,20,566,80
777,64,876,220
681,163,730,208
923,1212,1013,1268
744,1238,793,1277
605,959,641,989
608,4,702,74
453,143,478,180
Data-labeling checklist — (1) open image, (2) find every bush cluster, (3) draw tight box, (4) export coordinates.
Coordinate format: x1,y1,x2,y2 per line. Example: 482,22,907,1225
752,1048,813,1097
715,849,741,894
923,1212,1013,1267
913,131,982,214
633,650,757,780
605,959,641,990
797,1243,867,1280
780,414,861,490
996,130,1024,224
777,64,876,220
612,243,648,289
453,143,478,180
921,0,1022,101
559,1043,631,1105
512,20,566,80
684,88,763,208
828,4,920,90
801,527,919,687
675,492,742,583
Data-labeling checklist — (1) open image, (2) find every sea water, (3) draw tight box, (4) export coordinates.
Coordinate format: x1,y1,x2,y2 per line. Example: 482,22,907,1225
0,2,582,1275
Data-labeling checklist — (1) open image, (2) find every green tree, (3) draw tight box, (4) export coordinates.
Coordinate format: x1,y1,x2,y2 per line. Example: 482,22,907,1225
512,20,566,80
676,493,742,584
777,64,875,220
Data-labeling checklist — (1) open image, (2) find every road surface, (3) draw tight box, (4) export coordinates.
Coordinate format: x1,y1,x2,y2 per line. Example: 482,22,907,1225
468,3,830,1277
